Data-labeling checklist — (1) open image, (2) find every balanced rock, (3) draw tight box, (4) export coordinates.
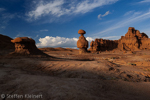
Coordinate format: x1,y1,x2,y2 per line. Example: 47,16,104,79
77,29,88,54
11,37,47,56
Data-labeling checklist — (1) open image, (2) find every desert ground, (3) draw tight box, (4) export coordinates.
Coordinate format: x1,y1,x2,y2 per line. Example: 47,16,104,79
0,48,150,100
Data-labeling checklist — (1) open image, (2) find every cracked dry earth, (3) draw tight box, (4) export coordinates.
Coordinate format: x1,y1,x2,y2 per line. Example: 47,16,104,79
0,49,150,100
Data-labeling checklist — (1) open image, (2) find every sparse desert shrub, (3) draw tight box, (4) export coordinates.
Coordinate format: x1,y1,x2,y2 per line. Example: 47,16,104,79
127,63,136,66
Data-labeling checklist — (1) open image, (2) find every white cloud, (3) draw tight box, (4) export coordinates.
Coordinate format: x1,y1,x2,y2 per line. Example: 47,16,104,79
36,36,94,48
34,35,39,39
92,10,150,36
138,0,150,3
14,33,31,39
124,10,134,16
27,0,64,20
40,29,48,32
124,10,142,17
26,0,118,21
98,11,110,19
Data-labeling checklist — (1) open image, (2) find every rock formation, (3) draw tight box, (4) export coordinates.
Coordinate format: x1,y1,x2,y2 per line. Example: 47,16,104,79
11,37,47,56
89,39,118,52
0,34,14,50
77,29,88,54
0,34,15,55
118,27,150,51
89,27,150,52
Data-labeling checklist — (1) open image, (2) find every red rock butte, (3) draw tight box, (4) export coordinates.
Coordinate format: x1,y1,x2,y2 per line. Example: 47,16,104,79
89,27,150,52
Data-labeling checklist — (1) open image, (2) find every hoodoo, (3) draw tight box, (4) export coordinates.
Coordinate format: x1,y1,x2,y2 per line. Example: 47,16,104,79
77,29,88,54
88,39,118,52
11,37,47,56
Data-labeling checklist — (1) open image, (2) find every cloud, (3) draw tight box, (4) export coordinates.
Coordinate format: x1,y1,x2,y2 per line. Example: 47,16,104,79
26,0,118,22
98,11,110,19
138,0,150,3
27,0,64,20
124,10,142,17
124,10,134,16
0,12,15,29
36,35,121,48
34,35,39,39
0,8,5,12
14,33,31,39
36,36,94,48
92,10,150,36
40,29,48,32
101,36,120,40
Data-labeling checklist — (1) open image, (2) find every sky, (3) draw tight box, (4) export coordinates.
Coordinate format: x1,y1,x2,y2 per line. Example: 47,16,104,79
0,0,150,48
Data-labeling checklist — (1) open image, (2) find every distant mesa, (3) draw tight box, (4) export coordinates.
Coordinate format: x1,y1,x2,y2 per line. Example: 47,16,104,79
89,27,150,52
10,37,48,56
77,29,88,54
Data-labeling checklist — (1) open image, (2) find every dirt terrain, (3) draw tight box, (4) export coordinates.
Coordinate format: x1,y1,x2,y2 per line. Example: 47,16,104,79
0,47,150,100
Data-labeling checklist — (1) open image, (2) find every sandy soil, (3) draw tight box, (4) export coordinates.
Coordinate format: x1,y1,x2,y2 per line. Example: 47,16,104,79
0,48,150,100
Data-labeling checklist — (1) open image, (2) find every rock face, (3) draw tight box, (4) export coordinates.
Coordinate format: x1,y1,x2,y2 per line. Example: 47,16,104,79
77,30,88,54
118,27,150,51
0,34,15,55
0,34,14,50
89,27,150,52
89,39,118,52
11,37,47,56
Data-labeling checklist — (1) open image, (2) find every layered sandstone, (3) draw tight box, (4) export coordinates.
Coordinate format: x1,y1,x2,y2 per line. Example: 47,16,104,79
77,29,88,54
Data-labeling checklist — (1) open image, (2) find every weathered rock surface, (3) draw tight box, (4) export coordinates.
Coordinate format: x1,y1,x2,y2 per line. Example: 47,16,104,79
118,27,150,51
11,37,47,56
89,27,150,52
0,34,14,50
89,39,118,52
0,34,15,55
77,29,88,54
